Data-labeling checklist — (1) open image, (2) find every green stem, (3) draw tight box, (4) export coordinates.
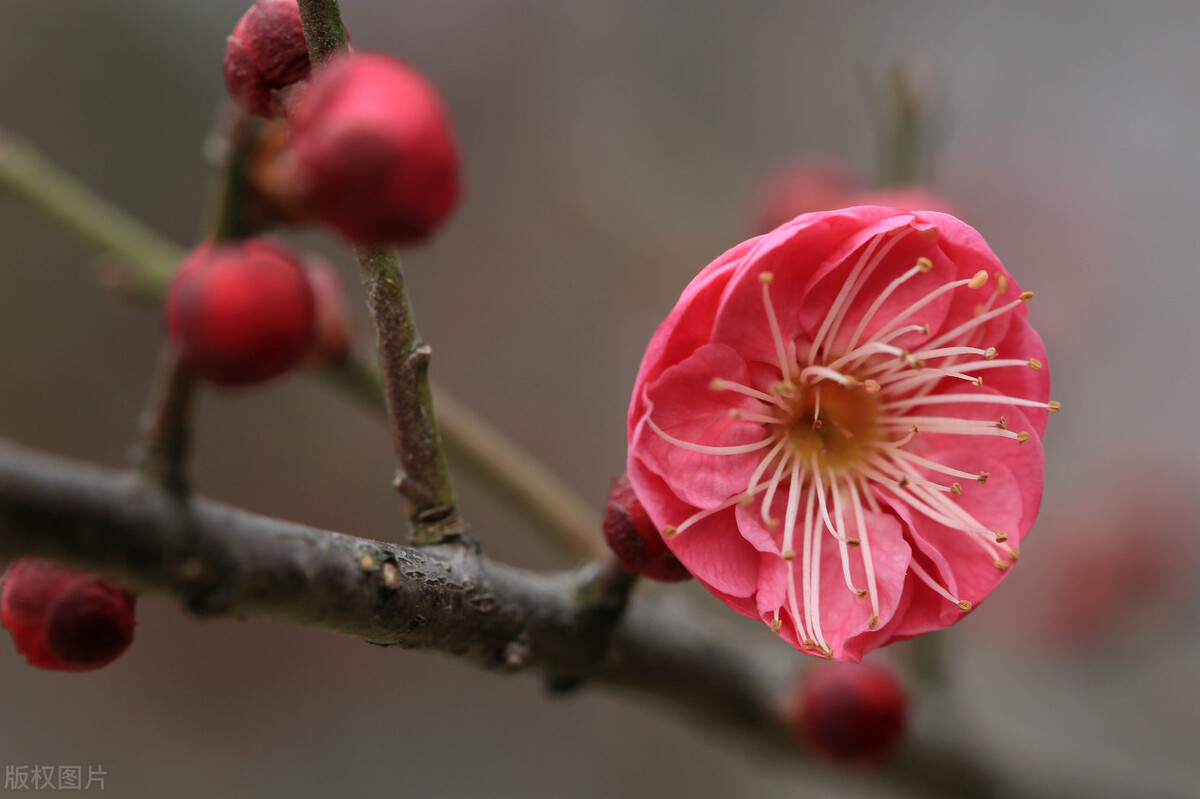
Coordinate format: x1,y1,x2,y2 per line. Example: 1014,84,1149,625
873,62,931,188
432,386,603,559
0,132,177,301
210,105,261,242
296,0,349,66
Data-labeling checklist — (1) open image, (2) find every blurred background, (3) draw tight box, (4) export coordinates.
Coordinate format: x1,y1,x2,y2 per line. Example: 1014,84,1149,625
1,1,1197,797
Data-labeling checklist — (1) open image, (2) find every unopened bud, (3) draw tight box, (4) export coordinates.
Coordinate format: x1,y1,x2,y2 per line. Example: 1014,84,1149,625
224,0,340,117
287,53,461,246
1,557,137,672
167,238,316,386
602,474,691,582
790,663,909,764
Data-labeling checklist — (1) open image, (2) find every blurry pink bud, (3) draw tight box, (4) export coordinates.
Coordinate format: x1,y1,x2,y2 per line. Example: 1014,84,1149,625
747,157,959,236
746,157,862,235
846,185,959,217
302,256,353,365
2,557,137,672
288,53,461,246
791,662,909,764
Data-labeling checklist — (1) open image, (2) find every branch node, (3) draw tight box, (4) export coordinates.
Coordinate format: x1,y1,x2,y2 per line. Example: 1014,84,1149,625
503,636,530,672
411,512,478,551
393,471,435,508
408,342,432,370
380,560,400,587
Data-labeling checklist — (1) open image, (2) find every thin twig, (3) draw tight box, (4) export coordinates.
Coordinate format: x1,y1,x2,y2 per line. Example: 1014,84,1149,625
130,349,197,496
294,2,467,546
0,132,177,301
353,245,465,546
210,105,262,242
296,0,348,66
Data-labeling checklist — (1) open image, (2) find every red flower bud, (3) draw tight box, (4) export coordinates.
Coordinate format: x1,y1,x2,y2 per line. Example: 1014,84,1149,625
746,157,958,236
224,0,327,117
288,53,461,246
602,474,691,582
167,238,316,386
302,255,352,365
747,157,862,236
791,663,909,764
1,557,137,672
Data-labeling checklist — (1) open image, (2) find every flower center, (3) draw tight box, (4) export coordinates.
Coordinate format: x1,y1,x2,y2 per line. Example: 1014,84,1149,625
780,380,879,471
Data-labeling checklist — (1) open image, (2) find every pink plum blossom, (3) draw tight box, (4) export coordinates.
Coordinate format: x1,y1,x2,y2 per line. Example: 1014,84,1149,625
627,206,1055,662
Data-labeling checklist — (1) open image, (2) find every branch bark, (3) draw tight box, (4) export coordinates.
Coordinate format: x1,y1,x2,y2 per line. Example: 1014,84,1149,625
353,245,463,546
0,437,1014,798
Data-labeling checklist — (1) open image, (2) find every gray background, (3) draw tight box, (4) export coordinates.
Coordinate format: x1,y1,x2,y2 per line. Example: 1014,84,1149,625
1,2,1197,797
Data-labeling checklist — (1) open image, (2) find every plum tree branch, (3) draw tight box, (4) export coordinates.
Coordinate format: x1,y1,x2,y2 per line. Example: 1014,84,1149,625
0,437,1011,799
295,0,465,547
353,245,464,547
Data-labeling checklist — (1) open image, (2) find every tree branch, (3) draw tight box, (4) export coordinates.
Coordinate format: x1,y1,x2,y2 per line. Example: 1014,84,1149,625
0,438,595,673
0,437,1019,798
354,245,464,546
294,0,465,546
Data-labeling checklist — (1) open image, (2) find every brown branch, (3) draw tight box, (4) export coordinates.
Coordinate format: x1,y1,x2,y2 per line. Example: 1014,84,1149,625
0,437,1025,799
354,246,464,546
294,1,464,547
0,438,603,674
130,349,196,495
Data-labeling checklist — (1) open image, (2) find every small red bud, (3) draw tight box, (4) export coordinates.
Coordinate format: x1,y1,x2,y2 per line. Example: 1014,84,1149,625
224,0,323,117
288,53,461,246
846,185,959,217
602,474,691,582
746,157,957,236
302,256,352,365
747,157,862,235
167,238,316,386
791,663,909,764
1,557,137,672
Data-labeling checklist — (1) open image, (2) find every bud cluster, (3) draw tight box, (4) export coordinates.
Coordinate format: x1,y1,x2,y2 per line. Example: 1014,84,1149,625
224,0,461,246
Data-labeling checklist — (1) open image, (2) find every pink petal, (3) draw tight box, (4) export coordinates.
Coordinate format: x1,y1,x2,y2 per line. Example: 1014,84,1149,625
627,238,755,429
631,342,772,508
627,463,760,599
710,208,921,367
